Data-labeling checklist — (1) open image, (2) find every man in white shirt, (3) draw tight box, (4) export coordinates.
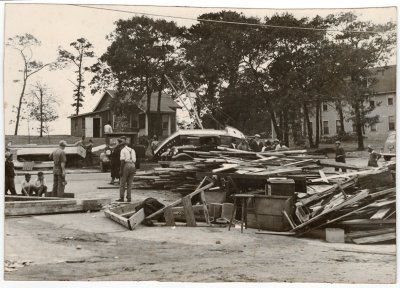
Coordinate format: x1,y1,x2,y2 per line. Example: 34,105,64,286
118,136,136,202
104,121,113,134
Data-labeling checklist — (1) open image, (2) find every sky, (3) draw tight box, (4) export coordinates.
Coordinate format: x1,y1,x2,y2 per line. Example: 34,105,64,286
2,2,397,136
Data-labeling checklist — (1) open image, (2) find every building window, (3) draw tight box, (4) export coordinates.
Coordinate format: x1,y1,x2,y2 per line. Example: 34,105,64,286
388,97,393,106
336,120,342,134
162,115,169,130
389,116,395,131
138,114,146,129
130,114,138,128
370,123,377,132
369,100,375,108
323,121,329,135
322,103,328,111
352,123,357,132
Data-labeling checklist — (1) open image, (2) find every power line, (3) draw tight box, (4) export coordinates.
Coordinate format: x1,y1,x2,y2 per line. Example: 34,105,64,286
69,4,385,35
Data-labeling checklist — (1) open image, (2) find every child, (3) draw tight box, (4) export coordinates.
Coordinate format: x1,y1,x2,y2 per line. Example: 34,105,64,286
21,173,36,196
34,171,48,197
5,152,17,195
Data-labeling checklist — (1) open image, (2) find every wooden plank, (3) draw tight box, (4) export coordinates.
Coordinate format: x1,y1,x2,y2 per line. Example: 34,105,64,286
318,160,363,171
104,209,130,229
311,169,372,183
255,230,296,236
128,208,145,229
353,233,396,244
337,219,396,226
370,207,392,220
145,180,214,220
5,198,110,216
164,206,176,226
346,227,396,239
5,195,63,201
200,190,210,225
283,210,296,229
319,170,329,183
212,164,239,173
182,196,197,227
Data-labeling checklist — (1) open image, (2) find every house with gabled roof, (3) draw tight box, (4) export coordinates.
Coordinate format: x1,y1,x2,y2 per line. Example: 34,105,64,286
68,90,181,142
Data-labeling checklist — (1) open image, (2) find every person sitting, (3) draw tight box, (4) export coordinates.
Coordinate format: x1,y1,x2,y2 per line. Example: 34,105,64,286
21,174,37,196
249,134,263,152
34,171,47,196
85,139,93,166
237,138,250,151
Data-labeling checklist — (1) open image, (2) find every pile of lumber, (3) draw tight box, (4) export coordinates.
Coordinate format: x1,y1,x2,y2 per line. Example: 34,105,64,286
133,161,221,193
281,165,396,244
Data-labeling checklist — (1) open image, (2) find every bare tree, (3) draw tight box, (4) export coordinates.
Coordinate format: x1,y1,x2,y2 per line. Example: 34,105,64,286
6,34,53,135
57,38,95,115
27,82,59,137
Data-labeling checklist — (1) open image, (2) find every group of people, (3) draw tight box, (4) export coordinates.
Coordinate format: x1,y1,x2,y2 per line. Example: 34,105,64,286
232,134,288,152
75,135,94,166
106,136,137,202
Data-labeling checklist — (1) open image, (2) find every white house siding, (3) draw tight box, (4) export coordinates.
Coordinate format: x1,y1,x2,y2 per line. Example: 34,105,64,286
311,92,396,140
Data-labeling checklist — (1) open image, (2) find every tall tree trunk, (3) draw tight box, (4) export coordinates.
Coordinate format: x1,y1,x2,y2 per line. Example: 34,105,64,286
283,112,289,147
315,99,320,148
14,75,28,135
269,110,281,140
336,101,345,136
40,88,43,137
155,76,165,137
76,53,83,115
303,103,314,148
354,100,364,150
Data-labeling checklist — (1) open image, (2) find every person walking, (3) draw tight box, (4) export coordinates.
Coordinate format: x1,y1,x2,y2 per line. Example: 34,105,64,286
334,141,347,172
5,152,17,195
118,136,136,202
50,140,67,197
367,145,381,167
85,139,93,166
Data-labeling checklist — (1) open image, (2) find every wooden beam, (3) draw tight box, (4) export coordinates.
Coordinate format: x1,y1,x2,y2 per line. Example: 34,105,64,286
352,233,396,244
182,195,197,227
164,207,176,226
317,160,363,171
128,208,145,229
104,209,130,229
145,180,214,220
5,198,111,216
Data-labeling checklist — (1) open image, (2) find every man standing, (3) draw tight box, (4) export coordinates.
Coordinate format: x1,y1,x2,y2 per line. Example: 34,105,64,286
334,141,347,172
150,135,159,155
118,136,136,202
367,145,381,167
104,121,113,146
50,140,67,197
5,152,17,195
104,121,113,134
250,134,263,152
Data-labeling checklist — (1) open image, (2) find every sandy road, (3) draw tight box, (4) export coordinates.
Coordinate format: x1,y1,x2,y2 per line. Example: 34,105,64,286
4,169,396,283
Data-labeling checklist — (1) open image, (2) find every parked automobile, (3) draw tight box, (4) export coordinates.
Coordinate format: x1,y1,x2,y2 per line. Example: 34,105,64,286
99,133,145,171
383,131,396,161
153,126,245,162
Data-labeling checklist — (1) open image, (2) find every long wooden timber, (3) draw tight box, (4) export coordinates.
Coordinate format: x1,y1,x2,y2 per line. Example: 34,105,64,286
5,198,111,216
104,207,145,230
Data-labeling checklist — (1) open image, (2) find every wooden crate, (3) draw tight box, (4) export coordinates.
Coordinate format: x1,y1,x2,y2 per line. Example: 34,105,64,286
269,179,295,196
246,195,294,231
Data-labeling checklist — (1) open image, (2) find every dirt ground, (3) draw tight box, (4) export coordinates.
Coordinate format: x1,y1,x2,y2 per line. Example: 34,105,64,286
4,157,397,283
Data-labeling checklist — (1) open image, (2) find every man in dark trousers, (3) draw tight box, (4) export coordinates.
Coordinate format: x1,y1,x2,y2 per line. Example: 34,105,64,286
334,141,346,172
249,134,263,152
5,152,17,195
110,139,122,184
118,136,136,202
50,140,67,197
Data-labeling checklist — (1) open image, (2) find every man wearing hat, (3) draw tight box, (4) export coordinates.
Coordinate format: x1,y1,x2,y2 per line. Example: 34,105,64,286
118,136,136,202
5,151,17,195
49,140,67,197
109,138,123,184
250,134,263,152
367,145,381,167
334,141,346,172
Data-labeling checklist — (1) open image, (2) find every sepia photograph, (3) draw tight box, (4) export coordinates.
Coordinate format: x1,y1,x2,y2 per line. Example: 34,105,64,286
1,0,398,285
